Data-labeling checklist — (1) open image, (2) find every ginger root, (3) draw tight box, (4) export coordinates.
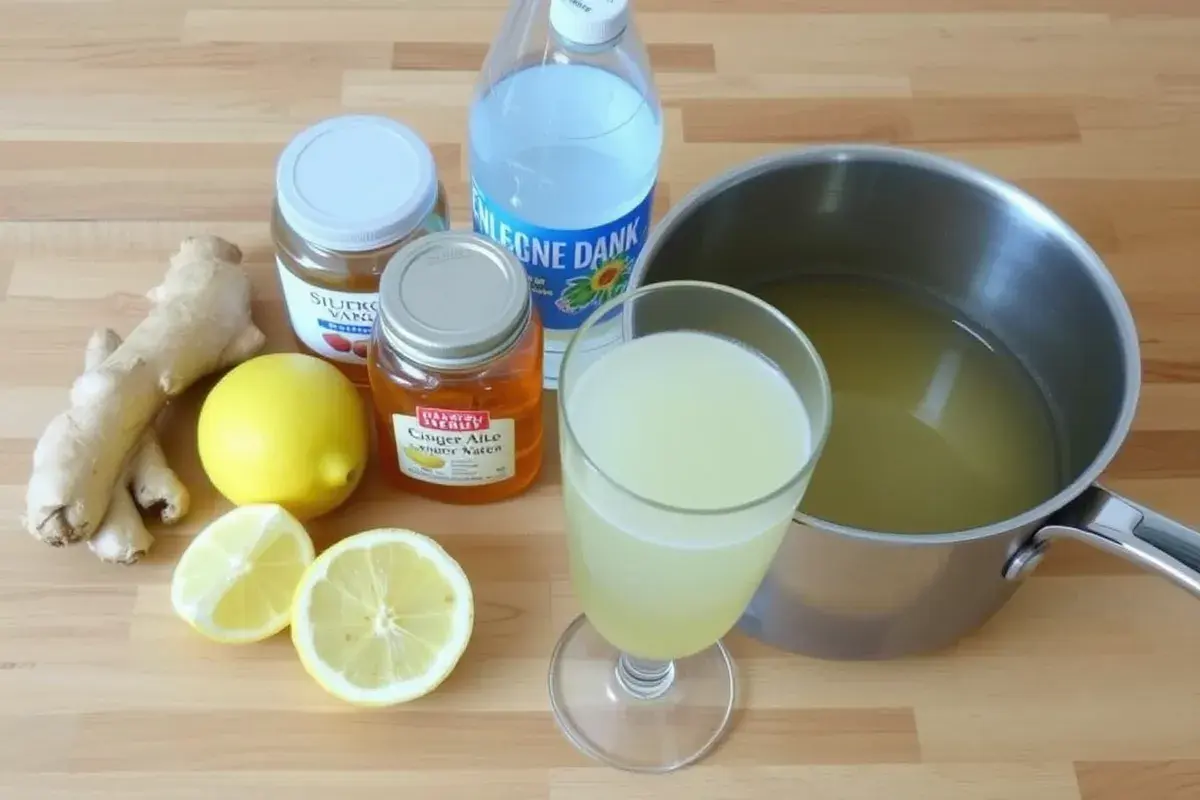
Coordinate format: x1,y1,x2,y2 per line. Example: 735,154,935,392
24,235,265,551
83,329,189,564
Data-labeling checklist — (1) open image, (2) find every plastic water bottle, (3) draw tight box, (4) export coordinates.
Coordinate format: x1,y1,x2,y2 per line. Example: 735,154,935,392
469,0,663,388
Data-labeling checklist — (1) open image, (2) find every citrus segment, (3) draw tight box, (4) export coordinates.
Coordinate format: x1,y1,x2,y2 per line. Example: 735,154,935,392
290,529,474,707
171,504,315,644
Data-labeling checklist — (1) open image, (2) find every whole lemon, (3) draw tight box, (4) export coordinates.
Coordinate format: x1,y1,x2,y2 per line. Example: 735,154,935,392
198,354,369,520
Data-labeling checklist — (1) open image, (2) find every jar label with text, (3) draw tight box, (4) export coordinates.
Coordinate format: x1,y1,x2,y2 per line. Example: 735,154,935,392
276,258,378,363
394,407,515,486
471,181,655,332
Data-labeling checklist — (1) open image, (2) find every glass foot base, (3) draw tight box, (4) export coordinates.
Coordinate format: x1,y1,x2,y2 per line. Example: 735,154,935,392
547,614,736,773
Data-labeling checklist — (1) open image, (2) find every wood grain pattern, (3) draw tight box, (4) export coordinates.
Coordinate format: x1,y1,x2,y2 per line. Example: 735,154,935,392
2,1,1200,798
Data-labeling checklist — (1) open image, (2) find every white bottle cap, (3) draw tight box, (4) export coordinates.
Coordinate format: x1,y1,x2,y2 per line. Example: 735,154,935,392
276,115,438,253
550,0,630,47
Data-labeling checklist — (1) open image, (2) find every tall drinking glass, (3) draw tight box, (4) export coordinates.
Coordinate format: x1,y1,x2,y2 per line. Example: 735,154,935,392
549,280,832,772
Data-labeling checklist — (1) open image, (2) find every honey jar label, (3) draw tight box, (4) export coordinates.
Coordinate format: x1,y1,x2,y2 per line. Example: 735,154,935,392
393,407,515,486
276,258,378,363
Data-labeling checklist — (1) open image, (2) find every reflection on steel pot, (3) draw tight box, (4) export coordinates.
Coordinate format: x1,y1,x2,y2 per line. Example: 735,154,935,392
629,145,1200,659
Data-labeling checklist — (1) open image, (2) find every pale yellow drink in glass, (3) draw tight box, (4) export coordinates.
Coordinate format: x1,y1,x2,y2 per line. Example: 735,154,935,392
561,329,814,661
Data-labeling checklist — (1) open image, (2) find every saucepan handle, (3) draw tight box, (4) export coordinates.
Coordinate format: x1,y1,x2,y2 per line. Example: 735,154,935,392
1003,485,1200,598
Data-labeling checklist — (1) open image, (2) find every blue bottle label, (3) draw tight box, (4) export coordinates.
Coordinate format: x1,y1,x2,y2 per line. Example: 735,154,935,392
471,181,655,331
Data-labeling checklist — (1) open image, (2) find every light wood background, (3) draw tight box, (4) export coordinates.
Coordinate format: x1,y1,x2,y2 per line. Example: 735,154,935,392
3,1,1200,798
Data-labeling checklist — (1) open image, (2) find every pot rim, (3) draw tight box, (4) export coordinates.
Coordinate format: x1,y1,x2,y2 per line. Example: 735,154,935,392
630,143,1142,545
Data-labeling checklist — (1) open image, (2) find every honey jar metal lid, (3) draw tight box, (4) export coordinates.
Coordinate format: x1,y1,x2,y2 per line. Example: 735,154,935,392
276,115,439,253
378,231,532,370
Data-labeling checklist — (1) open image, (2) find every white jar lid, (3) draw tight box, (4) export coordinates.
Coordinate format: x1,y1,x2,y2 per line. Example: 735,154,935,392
550,0,629,47
276,115,438,253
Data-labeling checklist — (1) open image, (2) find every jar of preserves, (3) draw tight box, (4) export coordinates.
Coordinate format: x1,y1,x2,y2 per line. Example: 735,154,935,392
273,115,448,385
368,231,544,504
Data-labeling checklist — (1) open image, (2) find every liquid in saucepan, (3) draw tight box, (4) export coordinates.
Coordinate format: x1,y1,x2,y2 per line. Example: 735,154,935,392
758,277,1064,534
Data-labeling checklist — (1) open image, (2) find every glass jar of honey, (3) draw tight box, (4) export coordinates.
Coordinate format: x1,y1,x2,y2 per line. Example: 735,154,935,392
273,115,448,385
368,231,544,504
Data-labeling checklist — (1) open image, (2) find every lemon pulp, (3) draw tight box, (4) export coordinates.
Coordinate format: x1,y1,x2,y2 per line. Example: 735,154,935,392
171,504,315,644
290,529,474,706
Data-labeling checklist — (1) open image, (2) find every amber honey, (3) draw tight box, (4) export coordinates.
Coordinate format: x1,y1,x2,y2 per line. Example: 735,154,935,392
367,231,544,504
274,212,418,386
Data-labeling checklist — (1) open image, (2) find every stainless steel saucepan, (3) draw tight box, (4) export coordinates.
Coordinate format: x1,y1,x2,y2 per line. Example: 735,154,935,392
629,145,1200,659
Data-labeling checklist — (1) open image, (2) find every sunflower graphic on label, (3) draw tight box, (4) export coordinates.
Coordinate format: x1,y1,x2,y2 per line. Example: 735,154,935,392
470,180,655,330
556,253,632,315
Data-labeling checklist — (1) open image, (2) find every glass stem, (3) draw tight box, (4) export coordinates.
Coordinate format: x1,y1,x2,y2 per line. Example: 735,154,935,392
615,653,676,700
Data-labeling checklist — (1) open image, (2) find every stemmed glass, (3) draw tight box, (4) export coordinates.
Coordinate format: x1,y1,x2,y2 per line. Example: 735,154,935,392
548,280,832,772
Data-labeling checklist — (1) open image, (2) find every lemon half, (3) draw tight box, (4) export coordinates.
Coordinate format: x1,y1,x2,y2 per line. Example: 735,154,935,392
290,529,474,707
171,504,315,644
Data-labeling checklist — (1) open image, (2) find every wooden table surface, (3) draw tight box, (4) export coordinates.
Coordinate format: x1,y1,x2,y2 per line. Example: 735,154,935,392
4,1,1200,798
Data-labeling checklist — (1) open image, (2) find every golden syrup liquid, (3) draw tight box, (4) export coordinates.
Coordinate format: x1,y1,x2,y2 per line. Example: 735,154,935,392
759,277,1063,534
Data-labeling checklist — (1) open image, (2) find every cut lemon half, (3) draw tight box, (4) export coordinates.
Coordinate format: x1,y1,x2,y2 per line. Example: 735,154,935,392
290,528,474,707
170,504,315,644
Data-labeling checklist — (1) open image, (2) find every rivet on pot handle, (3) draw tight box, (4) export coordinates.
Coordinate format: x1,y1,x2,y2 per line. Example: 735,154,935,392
1003,486,1200,597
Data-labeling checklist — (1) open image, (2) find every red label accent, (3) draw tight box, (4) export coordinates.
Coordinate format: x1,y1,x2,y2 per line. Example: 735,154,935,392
416,407,490,432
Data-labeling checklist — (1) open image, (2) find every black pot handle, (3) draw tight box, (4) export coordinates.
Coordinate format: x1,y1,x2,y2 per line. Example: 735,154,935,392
1003,485,1200,597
